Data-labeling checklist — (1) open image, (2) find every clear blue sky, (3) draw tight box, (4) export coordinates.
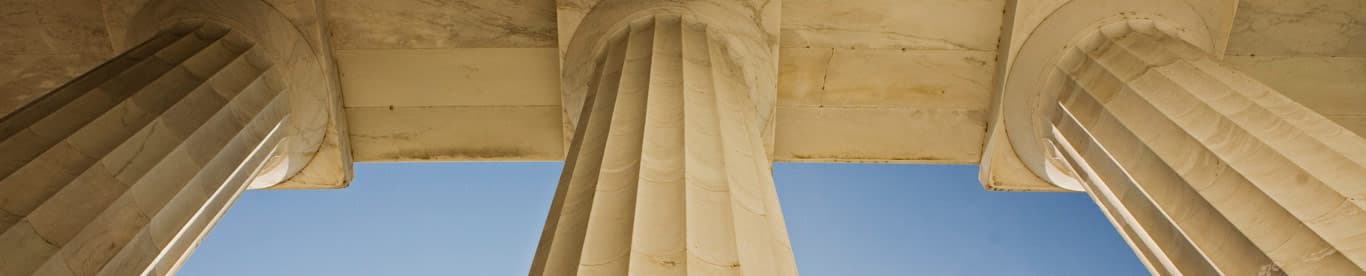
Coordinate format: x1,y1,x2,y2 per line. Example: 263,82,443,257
181,162,1146,275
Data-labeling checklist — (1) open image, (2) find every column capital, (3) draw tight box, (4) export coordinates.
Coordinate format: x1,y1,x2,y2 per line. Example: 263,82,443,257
556,0,782,150
997,13,1218,190
980,0,1237,191
124,0,352,189
1025,16,1366,274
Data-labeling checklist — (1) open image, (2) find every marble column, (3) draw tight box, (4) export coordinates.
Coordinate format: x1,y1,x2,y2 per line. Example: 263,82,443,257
1044,20,1366,275
0,23,289,275
531,16,797,276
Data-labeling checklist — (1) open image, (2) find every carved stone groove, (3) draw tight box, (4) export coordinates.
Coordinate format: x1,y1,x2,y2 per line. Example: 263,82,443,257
1046,20,1366,275
531,16,797,276
0,24,290,276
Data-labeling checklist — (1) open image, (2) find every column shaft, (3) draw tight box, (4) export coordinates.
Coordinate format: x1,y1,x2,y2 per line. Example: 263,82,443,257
1047,21,1366,275
531,16,796,276
0,24,287,275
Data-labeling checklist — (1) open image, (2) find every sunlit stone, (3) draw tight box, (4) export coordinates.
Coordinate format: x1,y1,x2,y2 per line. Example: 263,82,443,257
0,0,1363,274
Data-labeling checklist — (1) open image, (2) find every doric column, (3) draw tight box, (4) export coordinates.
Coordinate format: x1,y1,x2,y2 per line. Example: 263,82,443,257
0,24,291,275
1043,20,1366,275
531,16,796,275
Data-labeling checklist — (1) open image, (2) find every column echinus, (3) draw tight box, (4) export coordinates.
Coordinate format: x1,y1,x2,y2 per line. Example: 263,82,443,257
0,13,346,276
1038,20,1366,275
531,14,796,276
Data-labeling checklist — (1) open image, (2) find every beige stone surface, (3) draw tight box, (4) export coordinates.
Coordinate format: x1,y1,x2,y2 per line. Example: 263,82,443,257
1221,0,1366,137
0,0,332,118
774,106,984,163
0,23,301,275
337,48,560,107
4,1,1366,275
324,0,563,161
534,15,795,275
334,47,563,161
0,0,354,192
0,0,111,55
780,0,1002,51
9,0,1357,169
1047,20,1366,274
985,0,1240,192
0,0,115,117
325,0,557,49
1225,56,1366,136
774,0,1003,163
783,48,994,110
978,135,1066,191
131,0,351,190
347,106,563,161
555,0,783,152
773,47,994,163
1226,0,1366,57
0,54,108,116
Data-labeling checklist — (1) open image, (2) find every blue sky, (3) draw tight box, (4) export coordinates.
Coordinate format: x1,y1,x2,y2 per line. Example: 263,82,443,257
180,162,1145,275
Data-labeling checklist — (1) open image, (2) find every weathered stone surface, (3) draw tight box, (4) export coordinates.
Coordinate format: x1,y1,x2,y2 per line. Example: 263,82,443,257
0,9,339,273
1048,20,1366,274
1226,0,1366,57
0,0,115,117
0,54,109,116
325,0,557,49
1225,56,1366,136
1222,0,1366,138
3,0,1366,275
534,13,795,275
347,105,563,161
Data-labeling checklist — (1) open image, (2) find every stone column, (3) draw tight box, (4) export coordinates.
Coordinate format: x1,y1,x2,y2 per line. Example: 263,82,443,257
0,24,290,275
1043,20,1366,275
531,16,797,275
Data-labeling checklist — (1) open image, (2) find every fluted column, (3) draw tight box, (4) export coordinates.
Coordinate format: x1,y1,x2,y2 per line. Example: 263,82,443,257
0,24,290,275
1043,20,1366,275
531,16,796,276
